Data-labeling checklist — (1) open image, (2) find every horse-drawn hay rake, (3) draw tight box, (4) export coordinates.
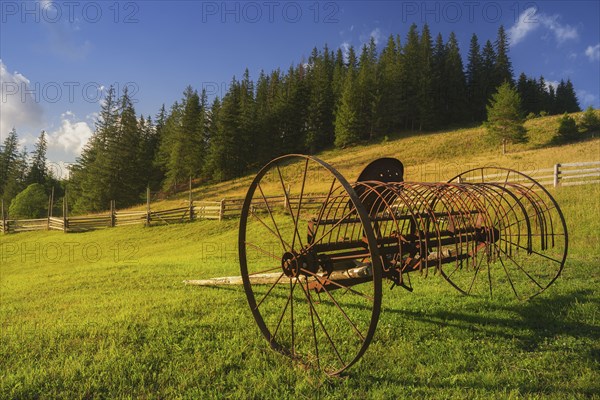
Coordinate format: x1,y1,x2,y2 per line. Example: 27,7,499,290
196,154,568,374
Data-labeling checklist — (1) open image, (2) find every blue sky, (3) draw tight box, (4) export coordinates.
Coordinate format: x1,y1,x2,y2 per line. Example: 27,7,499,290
1,1,599,168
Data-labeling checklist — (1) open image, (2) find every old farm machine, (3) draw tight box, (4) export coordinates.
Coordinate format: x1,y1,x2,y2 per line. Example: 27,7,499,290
210,155,567,374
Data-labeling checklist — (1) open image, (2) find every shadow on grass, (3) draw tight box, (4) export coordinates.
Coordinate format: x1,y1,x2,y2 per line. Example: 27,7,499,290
383,289,599,347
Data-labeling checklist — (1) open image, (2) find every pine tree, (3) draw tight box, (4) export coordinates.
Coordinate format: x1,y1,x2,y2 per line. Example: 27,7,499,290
278,64,309,154
70,86,119,212
417,24,435,130
563,79,580,113
580,106,600,133
554,80,580,114
356,38,379,139
376,34,403,134
556,113,579,142
114,86,145,205
481,40,497,118
205,77,243,181
3,147,30,208
306,46,335,152
334,58,361,147
485,82,527,153
26,130,48,185
494,25,514,86
466,34,486,121
239,69,258,168
332,48,346,111
444,32,468,125
431,33,446,128
402,23,421,130
0,128,20,198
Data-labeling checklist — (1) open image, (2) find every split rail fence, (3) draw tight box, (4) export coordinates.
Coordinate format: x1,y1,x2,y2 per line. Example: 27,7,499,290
2,161,598,234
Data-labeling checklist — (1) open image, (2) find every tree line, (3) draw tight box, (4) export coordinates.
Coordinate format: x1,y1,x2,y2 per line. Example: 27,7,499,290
1,23,582,213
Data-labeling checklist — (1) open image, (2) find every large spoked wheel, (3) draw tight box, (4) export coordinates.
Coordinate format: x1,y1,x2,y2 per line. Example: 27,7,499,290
440,167,568,300
239,155,383,375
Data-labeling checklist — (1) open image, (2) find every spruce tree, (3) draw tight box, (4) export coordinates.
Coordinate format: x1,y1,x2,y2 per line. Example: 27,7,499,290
26,130,48,185
485,82,527,153
431,33,446,128
356,38,379,139
0,128,20,198
481,40,497,118
334,60,361,147
332,48,346,111
466,34,486,122
70,86,119,212
239,69,257,168
377,34,403,134
494,25,514,86
444,32,468,125
205,77,242,181
402,24,421,130
417,24,435,130
4,146,29,207
306,46,335,152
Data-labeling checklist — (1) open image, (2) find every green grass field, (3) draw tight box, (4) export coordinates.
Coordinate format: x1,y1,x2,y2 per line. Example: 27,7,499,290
2,119,600,398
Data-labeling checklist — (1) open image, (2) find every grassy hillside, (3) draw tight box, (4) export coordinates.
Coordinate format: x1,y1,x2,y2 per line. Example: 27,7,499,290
143,112,600,210
1,116,599,398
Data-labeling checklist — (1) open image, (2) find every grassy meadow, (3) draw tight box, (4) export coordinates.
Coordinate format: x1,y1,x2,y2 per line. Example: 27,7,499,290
1,115,599,398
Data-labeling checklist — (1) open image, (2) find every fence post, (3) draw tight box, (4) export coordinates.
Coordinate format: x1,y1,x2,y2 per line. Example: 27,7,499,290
283,185,290,211
189,177,194,221
63,191,68,233
1,199,6,234
110,200,116,227
146,187,151,227
553,163,561,187
47,187,54,230
219,199,225,221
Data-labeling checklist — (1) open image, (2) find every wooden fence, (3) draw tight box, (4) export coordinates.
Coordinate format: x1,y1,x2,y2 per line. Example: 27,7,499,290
2,161,598,234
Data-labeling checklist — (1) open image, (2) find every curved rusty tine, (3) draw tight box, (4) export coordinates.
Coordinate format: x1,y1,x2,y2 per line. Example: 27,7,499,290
354,182,406,284
468,183,518,297
431,183,480,276
446,184,495,284
393,183,432,275
484,183,533,255
410,183,447,276
505,182,554,251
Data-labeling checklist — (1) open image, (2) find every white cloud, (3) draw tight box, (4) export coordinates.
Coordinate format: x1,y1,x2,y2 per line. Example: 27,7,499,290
509,7,578,46
359,28,382,46
340,41,351,63
36,0,91,60
46,111,94,157
370,28,382,45
585,44,600,61
0,60,44,140
577,90,598,108
545,80,560,91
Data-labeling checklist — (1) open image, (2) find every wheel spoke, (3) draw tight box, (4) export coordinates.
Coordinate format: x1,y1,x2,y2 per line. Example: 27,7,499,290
496,245,545,290
257,183,290,251
299,280,345,368
467,251,486,295
312,274,365,341
499,238,564,264
276,165,304,250
271,278,297,343
245,241,281,262
254,272,286,311
251,210,290,251
291,159,309,250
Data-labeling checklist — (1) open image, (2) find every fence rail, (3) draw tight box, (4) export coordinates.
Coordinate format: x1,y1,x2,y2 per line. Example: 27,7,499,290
2,161,598,234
